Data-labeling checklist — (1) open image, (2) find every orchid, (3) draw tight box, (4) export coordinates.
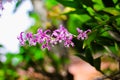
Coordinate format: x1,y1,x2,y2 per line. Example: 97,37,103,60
17,32,26,46
51,25,74,47
17,25,91,50
26,32,37,46
77,28,91,40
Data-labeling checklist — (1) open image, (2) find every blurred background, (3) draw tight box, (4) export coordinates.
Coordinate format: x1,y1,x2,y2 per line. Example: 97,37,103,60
0,0,120,80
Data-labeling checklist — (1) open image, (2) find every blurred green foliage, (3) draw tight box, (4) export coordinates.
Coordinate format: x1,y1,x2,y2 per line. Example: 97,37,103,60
0,0,120,79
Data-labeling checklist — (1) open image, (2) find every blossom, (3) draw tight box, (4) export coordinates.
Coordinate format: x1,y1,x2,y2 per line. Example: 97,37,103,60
64,34,74,47
36,29,51,50
26,32,37,46
17,32,26,45
36,29,51,44
77,28,91,40
51,25,74,47
17,29,51,50
51,25,66,42
41,43,50,50
17,25,91,50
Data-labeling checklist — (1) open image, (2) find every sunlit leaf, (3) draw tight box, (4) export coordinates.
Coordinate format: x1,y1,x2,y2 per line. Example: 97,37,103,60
45,0,58,10
115,42,119,51
103,8,120,16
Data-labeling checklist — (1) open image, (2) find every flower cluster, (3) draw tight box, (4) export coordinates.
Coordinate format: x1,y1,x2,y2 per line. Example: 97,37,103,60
51,25,74,47
17,25,91,50
77,28,91,40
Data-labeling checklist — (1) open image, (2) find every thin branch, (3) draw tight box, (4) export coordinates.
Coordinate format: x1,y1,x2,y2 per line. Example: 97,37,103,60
119,60,120,72
103,46,120,61
99,46,120,80
97,71,120,80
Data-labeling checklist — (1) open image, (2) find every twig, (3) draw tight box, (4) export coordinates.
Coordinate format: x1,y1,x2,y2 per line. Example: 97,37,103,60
103,46,120,62
119,60,120,72
99,46,120,80
97,71,120,80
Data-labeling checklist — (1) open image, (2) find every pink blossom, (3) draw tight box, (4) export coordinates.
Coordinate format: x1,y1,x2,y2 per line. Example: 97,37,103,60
41,43,50,50
17,32,26,45
77,28,91,40
64,35,74,47
51,25,74,47
26,32,37,46
17,25,91,50
36,29,51,44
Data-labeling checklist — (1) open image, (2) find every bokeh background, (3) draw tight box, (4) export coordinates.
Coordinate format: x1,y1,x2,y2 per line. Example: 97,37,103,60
0,0,120,80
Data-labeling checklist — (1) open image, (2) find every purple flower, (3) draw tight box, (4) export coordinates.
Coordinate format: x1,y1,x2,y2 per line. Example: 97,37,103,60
51,25,74,47
52,25,66,41
77,28,91,40
17,32,26,45
37,29,51,43
36,28,51,50
17,25,91,50
26,32,33,39
50,39,57,46
26,32,37,46
64,35,74,47
41,43,50,50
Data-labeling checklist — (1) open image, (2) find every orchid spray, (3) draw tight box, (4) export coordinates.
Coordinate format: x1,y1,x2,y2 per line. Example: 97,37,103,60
17,25,91,50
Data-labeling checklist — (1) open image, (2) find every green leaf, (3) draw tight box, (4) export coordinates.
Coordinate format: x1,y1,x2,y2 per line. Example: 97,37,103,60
90,42,104,53
67,14,91,34
0,44,3,47
94,57,101,71
83,30,98,49
5,53,14,64
93,0,104,11
29,12,40,21
0,70,4,76
85,49,94,66
34,50,45,60
63,9,88,15
96,36,114,46
81,0,94,7
115,42,119,52
56,0,80,8
13,0,23,13
116,17,120,26
45,0,58,10
102,0,114,7
103,8,120,16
